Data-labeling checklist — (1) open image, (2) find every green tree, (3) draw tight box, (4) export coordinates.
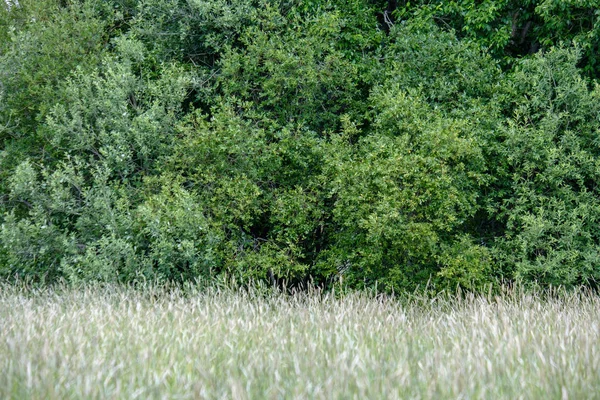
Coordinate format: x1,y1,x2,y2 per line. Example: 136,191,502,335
396,0,600,78
490,47,600,287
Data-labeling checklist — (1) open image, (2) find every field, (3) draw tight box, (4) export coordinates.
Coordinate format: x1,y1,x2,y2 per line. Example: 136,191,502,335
1,284,599,399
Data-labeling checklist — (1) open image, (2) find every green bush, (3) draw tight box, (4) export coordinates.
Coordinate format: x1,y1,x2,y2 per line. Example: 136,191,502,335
490,47,600,287
167,104,327,283
217,10,366,132
2,0,600,292
397,0,600,78
320,92,490,291
0,0,108,137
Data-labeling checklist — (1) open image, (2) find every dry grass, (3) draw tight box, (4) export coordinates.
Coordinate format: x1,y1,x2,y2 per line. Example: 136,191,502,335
0,284,599,399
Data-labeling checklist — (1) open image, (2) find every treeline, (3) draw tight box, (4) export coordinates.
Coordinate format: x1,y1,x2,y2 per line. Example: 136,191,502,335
1,0,600,291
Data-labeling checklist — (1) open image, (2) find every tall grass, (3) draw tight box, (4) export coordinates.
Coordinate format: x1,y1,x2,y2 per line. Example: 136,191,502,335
0,284,599,399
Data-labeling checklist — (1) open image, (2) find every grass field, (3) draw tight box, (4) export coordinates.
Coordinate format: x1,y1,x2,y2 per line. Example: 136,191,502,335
1,284,599,399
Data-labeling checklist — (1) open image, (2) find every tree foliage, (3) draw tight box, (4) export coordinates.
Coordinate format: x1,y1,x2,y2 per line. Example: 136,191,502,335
2,0,600,291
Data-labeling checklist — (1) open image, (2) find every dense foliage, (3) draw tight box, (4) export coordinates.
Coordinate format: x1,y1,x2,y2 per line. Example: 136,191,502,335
1,0,600,291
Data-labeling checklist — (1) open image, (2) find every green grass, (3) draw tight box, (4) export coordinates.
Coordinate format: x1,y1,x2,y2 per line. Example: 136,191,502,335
0,284,599,399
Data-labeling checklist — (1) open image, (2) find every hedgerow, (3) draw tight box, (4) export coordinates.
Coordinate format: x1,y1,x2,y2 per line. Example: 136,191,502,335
2,0,600,291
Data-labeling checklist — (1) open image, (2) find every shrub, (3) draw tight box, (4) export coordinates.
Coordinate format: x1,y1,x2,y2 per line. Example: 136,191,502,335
490,47,600,287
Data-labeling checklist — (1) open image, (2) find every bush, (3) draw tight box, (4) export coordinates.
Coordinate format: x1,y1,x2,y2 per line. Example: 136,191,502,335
490,47,600,287
2,0,600,292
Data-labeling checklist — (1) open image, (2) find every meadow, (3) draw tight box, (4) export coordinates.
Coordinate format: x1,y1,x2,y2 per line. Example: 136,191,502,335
1,284,599,399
